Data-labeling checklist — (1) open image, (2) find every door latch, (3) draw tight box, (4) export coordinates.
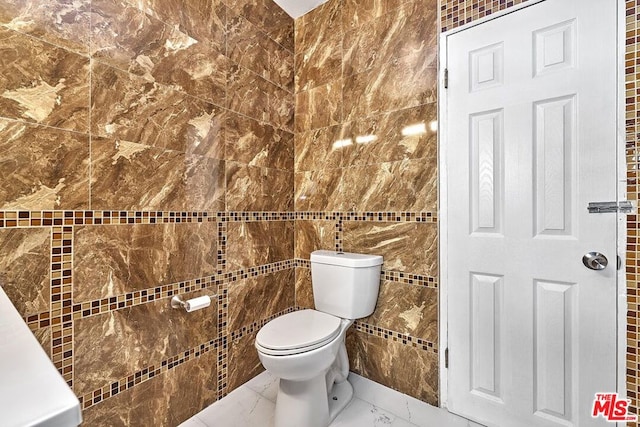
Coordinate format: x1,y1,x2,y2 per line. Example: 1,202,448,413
587,201,633,214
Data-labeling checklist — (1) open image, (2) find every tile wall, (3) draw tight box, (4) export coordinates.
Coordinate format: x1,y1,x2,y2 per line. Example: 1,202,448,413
0,0,296,424
1,0,636,424
624,0,640,421
293,0,441,405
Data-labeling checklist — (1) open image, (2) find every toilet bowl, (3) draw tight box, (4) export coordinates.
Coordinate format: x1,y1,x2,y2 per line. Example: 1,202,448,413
256,310,354,427
255,251,383,427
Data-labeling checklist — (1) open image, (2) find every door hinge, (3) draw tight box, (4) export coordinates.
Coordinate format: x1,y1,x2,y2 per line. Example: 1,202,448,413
587,201,634,214
444,68,449,89
445,347,449,368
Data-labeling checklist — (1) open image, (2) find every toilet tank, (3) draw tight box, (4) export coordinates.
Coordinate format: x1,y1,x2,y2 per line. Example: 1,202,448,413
310,250,383,319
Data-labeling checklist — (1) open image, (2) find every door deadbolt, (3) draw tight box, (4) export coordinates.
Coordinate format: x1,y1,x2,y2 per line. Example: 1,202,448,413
582,252,608,270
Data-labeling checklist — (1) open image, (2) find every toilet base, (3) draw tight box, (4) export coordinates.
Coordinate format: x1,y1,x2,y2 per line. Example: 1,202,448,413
327,379,354,422
273,376,354,427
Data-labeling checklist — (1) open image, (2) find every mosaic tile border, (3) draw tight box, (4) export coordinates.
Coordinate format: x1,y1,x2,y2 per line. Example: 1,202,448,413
4,209,441,412
50,226,74,386
0,210,439,228
78,337,223,411
440,0,531,32
627,0,640,419
72,260,296,320
353,321,438,354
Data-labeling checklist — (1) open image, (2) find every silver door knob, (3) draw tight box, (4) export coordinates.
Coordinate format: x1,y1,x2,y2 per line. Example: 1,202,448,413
582,252,608,270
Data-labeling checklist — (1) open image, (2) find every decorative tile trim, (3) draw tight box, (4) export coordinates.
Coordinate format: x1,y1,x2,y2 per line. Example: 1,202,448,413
73,261,296,320
78,337,223,411
221,260,296,283
383,270,438,289
217,336,228,400
0,210,439,228
24,310,51,330
72,278,222,320
295,258,311,268
353,321,437,354
50,226,74,386
336,218,344,251
441,0,531,32
341,212,438,223
225,212,297,221
626,0,639,418
0,211,215,228
295,212,341,220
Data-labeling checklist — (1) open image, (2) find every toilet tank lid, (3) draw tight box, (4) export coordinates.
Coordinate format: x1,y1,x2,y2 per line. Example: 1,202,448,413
310,250,383,267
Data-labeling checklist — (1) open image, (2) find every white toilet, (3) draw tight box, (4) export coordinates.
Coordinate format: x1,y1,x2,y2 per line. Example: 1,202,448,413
255,250,383,427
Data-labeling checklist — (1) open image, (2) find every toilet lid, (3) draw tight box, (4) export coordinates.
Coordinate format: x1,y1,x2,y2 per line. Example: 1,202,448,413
256,309,341,352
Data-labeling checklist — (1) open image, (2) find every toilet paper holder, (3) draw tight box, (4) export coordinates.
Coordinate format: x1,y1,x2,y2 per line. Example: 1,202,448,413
171,293,217,311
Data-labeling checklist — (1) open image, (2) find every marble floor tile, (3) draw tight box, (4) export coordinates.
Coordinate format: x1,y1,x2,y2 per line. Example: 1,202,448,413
193,386,276,427
179,417,208,427
182,371,484,427
331,398,398,426
243,371,279,403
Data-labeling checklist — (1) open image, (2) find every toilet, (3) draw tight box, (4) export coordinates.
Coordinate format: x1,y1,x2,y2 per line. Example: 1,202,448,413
255,250,383,427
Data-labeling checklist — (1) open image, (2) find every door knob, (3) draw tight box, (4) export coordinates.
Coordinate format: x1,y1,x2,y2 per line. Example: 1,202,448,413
582,252,608,270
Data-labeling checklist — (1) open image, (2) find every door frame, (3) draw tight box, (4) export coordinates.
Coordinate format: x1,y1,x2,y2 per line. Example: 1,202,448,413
437,0,628,414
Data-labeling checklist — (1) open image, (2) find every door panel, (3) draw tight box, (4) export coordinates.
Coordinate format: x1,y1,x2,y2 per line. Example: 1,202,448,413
445,0,617,426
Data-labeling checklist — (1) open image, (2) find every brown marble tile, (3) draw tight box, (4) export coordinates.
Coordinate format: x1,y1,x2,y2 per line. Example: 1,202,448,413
227,0,294,52
342,0,438,77
91,62,225,156
74,289,218,395
140,0,227,51
226,221,294,271
346,329,438,405
228,330,264,392
228,269,295,332
91,0,229,105
295,124,350,171
90,0,167,71
343,52,437,121
0,27,89,132
228,12,294,92
149,47,229,106
225,162,294,211
0,229,50,318
295,31,342,93
226,113,294,170
91,138,225,211
342,222,438,277
295,220,337,259
294,169,344,211
295,80,342,132
340,0,405,31
0,0,90,54
342,104,437,167
82,349,218,426
295,267,315,310
340,158,437,212
74,222,218,302
295,0,342,54
227,64,294,132
0,119,89,210
363,281,438,342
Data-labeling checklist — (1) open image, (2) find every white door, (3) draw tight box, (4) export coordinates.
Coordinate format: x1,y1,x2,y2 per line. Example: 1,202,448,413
445,0,618,426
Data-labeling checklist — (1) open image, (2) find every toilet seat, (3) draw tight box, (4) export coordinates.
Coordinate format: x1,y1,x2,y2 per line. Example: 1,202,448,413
256,309,342,356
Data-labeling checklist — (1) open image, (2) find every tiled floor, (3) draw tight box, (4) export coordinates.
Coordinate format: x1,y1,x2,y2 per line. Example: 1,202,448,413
180,372,484,427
